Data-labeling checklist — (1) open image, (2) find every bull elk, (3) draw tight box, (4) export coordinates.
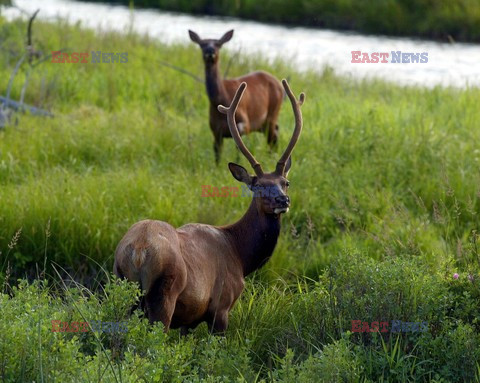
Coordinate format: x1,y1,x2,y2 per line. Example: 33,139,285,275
188,29,284,163
114,80,305,333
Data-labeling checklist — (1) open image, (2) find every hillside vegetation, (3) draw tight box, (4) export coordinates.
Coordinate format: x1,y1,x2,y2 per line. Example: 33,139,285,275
0,16,480,382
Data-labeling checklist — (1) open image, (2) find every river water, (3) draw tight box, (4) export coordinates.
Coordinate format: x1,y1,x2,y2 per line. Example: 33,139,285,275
3,0,480,89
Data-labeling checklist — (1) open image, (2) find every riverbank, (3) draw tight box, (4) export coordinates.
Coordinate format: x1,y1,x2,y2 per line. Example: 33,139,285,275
4,0,480,89
83,0,480,43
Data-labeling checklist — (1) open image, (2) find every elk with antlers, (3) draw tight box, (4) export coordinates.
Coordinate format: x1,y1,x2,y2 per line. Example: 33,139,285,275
114,80,304,333
189,29,284,163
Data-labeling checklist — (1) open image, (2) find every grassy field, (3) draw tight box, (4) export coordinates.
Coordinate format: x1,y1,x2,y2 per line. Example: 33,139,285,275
1,16,480,382
83,0,480,42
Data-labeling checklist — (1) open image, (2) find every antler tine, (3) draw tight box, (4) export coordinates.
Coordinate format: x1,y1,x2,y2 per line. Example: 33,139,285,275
218,82,264,176
275,79,305,175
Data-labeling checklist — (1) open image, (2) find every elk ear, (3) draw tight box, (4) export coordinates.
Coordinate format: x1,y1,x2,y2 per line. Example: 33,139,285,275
218,29,234,46
229,162,253,185
284,157,292,176
189,30,202,44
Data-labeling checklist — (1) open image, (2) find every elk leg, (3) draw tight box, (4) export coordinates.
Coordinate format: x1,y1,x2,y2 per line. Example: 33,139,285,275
267,122,279,146
179,319,202,336
214,136,223,164
207,310,229,335
145,274,180,331
236,114,250,135
114,261,143,316
130,295,146,316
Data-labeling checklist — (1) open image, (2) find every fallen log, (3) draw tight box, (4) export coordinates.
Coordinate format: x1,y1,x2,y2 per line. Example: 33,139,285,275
0,96,53,117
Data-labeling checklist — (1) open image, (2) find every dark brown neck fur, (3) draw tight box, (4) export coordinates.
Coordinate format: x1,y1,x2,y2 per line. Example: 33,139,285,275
205,61,228,106
223,200,281,276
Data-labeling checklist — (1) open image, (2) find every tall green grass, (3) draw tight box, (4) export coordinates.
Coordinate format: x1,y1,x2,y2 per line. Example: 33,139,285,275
0,16,480,381
1,16,479,280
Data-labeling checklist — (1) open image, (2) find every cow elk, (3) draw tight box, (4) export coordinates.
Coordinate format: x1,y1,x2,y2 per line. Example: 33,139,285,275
188,29,284,163
114,79,305,334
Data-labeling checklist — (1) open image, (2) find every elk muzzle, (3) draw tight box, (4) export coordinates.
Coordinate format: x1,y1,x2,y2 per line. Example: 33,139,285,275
273,195,290,214
203,46,216,62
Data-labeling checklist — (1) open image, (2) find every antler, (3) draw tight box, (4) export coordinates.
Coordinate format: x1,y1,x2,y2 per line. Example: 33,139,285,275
218,83,264,176
275,79,305,175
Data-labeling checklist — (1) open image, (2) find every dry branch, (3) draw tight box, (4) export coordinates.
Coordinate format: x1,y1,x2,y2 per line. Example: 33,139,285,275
158,60,204,84
27,9,41,64
0,96,53,117
0,8,55,128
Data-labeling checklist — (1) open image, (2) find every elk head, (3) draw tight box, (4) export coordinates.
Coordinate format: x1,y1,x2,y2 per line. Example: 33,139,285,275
188,29,234,65
218,79,305,217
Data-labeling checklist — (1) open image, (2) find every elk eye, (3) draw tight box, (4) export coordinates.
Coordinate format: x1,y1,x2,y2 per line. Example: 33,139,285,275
286,181,290,187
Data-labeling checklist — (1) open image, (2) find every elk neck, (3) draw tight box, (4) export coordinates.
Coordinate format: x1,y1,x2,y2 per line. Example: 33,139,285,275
223,198,282,277
204,61,228,106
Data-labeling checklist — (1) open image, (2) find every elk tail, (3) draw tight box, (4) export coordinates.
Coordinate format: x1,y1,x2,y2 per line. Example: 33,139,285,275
131,247,147,270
